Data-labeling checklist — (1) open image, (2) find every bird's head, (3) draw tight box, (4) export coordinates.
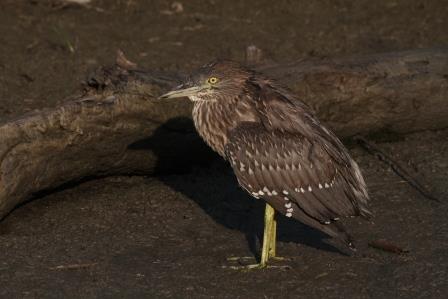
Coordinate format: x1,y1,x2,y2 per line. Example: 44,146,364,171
159,60,252,102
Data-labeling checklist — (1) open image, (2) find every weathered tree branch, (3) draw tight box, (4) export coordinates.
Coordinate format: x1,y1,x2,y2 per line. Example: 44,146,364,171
261,48,448,137
1,48,447,220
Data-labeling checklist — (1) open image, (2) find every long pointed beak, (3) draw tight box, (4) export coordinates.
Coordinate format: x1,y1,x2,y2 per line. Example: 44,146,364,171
158,86,203,99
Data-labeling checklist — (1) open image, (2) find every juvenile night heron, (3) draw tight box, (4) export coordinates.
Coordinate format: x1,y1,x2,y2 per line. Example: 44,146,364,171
159,60,372,268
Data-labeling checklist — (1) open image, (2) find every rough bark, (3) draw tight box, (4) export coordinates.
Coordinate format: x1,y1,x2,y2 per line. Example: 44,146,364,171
261,48,448,137
1,48,447,219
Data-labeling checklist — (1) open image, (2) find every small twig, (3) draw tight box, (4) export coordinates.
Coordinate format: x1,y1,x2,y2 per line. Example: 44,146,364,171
368,239,409,254
354,135,440,202
116,49,138,71
51,25,77,54
50,262,98,270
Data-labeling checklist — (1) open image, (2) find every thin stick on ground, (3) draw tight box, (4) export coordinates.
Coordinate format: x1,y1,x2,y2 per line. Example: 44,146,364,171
50,263,98,270
353,135,441,202
368,239,409,254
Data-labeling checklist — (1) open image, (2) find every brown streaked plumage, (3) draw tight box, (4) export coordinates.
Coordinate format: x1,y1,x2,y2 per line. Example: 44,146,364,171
159,60,372,268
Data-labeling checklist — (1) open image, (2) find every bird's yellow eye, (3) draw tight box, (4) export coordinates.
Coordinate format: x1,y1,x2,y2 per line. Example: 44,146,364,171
207,77,218,84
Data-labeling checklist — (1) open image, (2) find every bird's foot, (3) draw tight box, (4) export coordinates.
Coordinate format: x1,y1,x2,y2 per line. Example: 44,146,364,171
226,256,291,262
223,256,292,270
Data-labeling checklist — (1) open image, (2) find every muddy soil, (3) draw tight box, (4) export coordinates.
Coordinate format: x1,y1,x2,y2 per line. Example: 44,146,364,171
0,0,447,298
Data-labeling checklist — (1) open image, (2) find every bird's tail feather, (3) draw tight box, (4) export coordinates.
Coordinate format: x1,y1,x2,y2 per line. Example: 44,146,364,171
332,221,357,251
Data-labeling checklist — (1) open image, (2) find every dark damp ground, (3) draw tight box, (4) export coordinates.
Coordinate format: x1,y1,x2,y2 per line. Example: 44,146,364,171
0,1,447,298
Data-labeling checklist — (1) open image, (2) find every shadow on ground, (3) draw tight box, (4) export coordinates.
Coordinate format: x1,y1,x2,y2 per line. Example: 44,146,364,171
129,117,349,257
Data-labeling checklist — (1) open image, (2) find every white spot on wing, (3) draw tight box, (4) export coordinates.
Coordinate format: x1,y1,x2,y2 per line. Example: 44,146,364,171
325,183,330,188
308,186,312,192
285,203,292,208
319,183,323,189
286,212,292,217
272,190,278,196
263,186,272,196
282,190,289,195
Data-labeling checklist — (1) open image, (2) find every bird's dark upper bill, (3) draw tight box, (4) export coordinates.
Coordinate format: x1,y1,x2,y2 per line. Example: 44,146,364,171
158,86,202,99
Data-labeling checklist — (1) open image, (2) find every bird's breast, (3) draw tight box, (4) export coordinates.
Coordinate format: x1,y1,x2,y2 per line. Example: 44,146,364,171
192,101,233,157
192,97,259,158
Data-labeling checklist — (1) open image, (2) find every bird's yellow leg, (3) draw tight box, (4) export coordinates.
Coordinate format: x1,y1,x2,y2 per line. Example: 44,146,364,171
268,205,277,258
224,203,290,270
259,203,276,267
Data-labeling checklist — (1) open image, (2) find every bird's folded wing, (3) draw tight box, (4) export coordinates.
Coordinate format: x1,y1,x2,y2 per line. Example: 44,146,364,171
225,122,360,230
253,83,352,166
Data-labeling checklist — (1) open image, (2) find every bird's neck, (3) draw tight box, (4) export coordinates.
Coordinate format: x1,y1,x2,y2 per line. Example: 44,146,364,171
192,100,236,157
190,87,260,157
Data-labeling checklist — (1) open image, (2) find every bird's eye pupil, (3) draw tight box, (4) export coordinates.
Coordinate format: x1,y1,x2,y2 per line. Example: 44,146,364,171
208,77,218,84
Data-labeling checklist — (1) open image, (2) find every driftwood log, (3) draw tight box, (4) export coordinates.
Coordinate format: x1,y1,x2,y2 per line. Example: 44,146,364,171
1,48,447,220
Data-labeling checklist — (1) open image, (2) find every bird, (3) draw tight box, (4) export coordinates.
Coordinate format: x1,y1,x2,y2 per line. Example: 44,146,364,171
159,60,372,269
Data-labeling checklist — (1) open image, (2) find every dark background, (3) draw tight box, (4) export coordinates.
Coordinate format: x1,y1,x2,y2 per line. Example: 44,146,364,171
0,1,447,298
